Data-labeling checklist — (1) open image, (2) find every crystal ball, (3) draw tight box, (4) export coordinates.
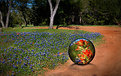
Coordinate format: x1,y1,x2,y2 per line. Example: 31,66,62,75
68,38,95,65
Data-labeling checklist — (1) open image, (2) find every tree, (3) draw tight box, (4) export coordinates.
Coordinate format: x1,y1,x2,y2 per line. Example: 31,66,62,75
82,0,121,25
16,0,30,27
0,0,11,28
48,0,60,29
31,0,50,26
54,0,83,25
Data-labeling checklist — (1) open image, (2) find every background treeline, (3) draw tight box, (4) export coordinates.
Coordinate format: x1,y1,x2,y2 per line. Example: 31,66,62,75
0,0,121,27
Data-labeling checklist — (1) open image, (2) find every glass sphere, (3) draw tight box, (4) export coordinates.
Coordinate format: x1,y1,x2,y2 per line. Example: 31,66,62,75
68,38,95,65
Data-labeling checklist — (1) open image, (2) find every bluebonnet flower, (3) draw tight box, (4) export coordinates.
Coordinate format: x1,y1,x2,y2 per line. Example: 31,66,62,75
30,66,32,69
21,65,23,68
62,56,65,60
31,69,34,72
57,54,60,57
32,49,34,52
2,61,5,64
16,61,19,64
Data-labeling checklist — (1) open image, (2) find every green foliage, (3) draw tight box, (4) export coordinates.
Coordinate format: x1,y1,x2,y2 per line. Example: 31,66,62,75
82,0,121,25
1,0,121,27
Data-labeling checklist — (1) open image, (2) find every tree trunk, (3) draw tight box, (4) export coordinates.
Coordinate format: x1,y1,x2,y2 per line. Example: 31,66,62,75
79,12,82,24
22,12,27,27
5,1,11,28
48,0,60,29
49,16,54,29
0,11,5,28
1,20,5,28
71,15,75,23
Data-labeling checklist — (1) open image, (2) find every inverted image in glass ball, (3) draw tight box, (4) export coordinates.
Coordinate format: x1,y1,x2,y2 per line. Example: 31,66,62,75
68,38,95,65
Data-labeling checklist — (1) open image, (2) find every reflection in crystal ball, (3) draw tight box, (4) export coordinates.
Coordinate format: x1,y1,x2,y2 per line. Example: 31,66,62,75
68,38,95,65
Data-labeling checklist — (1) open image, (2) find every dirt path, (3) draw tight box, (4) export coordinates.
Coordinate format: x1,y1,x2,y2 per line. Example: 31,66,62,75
40,26,121,76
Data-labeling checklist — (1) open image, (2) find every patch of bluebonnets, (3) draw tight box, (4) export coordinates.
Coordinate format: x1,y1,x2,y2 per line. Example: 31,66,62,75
0,31,102,75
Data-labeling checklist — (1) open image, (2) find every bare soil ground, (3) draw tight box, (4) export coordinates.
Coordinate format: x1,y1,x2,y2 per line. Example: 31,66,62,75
27,26,121,76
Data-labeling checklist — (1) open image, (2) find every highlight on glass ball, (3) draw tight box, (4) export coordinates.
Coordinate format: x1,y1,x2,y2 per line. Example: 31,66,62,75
68,38,95,65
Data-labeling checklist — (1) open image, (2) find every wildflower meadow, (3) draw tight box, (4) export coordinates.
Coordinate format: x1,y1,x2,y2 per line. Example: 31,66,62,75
0,29,103,76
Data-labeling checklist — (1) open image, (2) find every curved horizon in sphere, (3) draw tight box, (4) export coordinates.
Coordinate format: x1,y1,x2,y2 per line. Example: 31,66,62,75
68,38,95,65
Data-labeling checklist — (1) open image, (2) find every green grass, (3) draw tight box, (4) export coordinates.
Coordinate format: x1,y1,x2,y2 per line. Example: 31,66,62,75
1,27,88,33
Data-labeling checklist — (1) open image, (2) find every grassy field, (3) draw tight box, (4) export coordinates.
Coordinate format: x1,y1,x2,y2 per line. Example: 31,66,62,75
2,24,119,28
0,28,103,76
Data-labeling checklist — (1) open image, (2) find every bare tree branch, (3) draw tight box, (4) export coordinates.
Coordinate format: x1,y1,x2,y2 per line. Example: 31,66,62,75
53,0,60,17
48,0,53,16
